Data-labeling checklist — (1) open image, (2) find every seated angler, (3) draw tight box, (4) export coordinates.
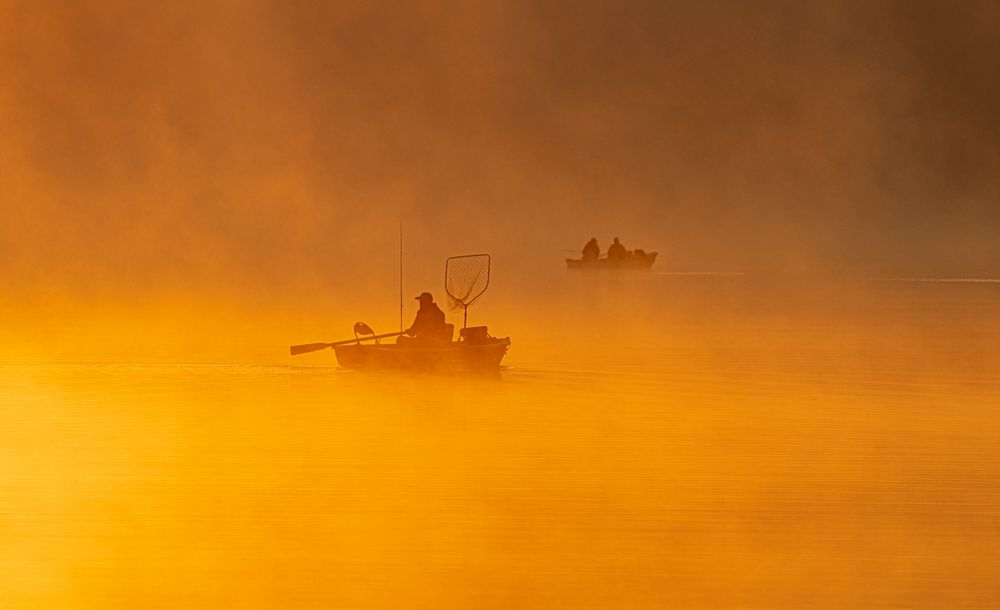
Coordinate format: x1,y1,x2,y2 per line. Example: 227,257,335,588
607,237,627,260
398,292,452,344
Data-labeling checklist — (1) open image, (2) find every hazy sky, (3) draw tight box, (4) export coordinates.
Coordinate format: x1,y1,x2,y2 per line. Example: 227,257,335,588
3,0,999,298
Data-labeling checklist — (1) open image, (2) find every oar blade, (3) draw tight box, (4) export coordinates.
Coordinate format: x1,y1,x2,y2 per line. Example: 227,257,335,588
289,342,332,356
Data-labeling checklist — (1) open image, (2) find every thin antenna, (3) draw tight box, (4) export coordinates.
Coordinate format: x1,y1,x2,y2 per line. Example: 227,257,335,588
399,222,403,332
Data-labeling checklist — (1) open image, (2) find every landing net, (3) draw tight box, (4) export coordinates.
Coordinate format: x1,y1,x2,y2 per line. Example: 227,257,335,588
445,254,490,327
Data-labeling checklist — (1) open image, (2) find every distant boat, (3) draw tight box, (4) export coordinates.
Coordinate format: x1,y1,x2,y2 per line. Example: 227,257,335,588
566,251,658,270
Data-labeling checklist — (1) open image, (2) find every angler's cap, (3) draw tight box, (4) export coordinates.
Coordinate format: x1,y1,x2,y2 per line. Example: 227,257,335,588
414,292,433,302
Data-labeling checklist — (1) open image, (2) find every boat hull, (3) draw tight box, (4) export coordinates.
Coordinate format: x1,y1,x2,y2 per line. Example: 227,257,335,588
565,252,658,270
333,338,511,371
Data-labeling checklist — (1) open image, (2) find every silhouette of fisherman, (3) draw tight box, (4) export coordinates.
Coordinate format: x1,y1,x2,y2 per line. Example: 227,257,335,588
397,292,450,344
582,237,600,260
607,237,627,260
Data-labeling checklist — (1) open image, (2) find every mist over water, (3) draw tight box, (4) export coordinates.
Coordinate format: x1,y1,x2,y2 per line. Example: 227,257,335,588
3,0,1000,300
4,276,1000,608
3,1,1000,608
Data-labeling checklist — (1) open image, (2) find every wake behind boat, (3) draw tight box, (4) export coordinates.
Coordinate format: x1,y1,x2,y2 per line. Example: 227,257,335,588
290,254,510,372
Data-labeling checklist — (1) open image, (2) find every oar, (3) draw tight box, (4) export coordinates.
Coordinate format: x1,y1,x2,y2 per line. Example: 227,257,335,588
289,331,406,356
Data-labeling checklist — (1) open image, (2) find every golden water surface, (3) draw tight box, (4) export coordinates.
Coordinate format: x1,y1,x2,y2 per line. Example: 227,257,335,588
2,276,1000,608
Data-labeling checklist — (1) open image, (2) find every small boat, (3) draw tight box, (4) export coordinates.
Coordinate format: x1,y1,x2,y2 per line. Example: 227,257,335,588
289,254,511,372
334,328,511,372
566,251,658,270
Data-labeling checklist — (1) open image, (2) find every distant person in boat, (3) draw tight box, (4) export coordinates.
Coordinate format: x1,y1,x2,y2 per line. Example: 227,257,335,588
582,237,600,260
398,292,450,344
607,237,627,260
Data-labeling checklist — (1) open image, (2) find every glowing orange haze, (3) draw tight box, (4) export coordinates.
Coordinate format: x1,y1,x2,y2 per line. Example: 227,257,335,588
3,280,1000,609
2,0,999,312
2,2,1000,608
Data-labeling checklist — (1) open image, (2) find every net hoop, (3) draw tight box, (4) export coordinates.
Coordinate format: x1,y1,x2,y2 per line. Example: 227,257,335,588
445,254,491,327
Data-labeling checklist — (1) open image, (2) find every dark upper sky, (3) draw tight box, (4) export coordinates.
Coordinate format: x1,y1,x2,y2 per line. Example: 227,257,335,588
3,0,999,296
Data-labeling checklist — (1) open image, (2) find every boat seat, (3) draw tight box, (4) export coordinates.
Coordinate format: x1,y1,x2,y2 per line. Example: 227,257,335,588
460,326,489,344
